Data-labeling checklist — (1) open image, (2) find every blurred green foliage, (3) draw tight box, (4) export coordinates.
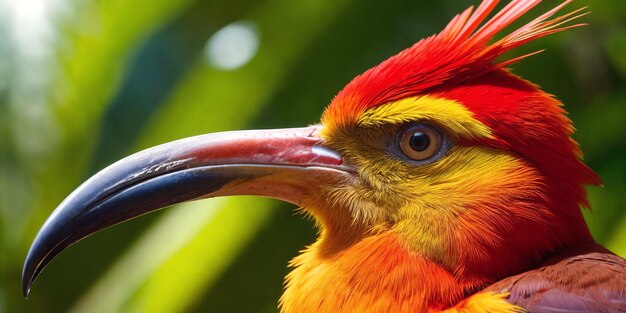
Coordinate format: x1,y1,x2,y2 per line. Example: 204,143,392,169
0,0,624,312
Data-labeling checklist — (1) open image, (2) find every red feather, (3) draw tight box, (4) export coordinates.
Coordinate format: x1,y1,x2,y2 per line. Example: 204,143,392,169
324,0,588,127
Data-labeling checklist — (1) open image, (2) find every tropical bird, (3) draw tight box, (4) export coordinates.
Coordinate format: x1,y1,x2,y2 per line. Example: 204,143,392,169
22,0,626,312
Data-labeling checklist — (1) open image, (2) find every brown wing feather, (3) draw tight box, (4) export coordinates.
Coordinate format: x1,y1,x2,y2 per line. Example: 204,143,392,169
484,244,626,312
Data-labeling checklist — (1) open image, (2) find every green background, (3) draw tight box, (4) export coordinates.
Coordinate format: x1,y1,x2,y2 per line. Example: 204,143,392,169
1,0,624,312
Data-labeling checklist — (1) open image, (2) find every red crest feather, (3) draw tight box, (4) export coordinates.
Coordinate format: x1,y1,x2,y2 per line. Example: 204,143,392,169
325,0,587,125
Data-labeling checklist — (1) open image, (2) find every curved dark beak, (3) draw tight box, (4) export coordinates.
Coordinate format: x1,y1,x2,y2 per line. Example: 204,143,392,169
22,126,349,297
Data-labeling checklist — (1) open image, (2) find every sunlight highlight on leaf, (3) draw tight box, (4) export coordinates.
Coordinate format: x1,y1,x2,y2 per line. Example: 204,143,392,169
126,198,276,313
69,199,227,313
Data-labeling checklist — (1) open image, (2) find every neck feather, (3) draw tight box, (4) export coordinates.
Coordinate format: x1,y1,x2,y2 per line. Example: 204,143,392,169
280,231,471,313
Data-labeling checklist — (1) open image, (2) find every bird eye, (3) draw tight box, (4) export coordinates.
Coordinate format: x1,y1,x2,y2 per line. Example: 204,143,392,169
398,124,443,161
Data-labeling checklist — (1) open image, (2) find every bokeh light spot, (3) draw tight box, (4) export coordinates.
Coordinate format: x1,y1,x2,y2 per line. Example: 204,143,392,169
204,21,259,70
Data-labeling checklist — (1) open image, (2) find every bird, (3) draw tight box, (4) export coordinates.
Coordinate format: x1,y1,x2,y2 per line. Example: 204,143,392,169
22,0,626,312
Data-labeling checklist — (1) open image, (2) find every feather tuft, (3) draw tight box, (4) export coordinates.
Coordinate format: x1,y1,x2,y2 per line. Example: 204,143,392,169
324,0,587,125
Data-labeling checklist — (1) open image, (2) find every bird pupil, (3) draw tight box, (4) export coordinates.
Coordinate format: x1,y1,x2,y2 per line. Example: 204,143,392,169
410,132,430,152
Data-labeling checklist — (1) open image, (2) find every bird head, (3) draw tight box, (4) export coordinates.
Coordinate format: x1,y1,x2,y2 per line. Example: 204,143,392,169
22,0,600,306
314,0,600,284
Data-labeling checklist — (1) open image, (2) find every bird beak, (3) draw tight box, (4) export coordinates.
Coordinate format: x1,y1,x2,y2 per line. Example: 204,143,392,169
22,125,350,297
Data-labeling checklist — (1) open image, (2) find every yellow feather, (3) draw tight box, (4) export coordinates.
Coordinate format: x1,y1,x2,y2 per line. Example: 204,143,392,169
442,292,524,313
355,96,493,140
